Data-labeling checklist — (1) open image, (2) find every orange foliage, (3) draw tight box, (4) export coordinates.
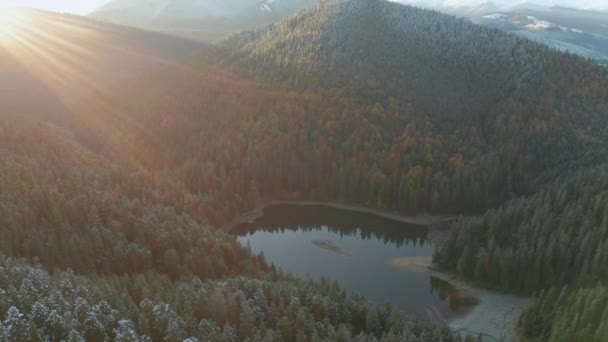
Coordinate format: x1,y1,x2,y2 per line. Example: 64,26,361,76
448,153,463,169
407,165,424,178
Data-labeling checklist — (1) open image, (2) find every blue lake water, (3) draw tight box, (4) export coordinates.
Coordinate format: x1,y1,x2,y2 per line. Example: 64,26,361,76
234,204,469,320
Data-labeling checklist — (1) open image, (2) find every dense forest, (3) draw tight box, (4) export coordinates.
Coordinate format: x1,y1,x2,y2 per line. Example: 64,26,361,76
2,0,608,340
0,113,461,340
433,164,608,340
219,0,608,214
216,2,608,338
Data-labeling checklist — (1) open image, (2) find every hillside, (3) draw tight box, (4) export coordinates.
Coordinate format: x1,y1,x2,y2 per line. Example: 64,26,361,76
0,9,207,120
219,0,608,213
1,0,608,340
0,110,458,340
434,163,608,340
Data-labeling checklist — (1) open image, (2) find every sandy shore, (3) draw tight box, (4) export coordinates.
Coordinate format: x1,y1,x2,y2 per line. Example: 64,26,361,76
391,257,529,342
225,199,456,232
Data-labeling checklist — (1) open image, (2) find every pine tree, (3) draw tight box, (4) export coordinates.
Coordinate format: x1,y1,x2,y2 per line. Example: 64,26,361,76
457,245,474,279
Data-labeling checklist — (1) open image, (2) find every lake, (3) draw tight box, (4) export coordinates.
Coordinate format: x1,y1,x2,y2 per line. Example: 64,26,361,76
234,204,474,321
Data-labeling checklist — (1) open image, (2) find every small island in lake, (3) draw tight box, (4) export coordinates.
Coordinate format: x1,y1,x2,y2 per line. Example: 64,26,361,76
312,239,352,256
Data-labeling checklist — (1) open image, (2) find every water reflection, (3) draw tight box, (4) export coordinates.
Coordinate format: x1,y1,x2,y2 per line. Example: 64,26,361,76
430,276,454,302
234,204,474,320
234,204,430,248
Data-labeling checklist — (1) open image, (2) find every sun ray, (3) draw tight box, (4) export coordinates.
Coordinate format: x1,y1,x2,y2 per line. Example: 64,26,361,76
0,8,23,41
0,8,220,179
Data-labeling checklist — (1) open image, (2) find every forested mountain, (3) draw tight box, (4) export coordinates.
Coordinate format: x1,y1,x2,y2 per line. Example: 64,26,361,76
219,0,608,214
2,0,608,340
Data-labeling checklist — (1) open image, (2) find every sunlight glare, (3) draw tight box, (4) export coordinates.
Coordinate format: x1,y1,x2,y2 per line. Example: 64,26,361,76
0,8,23,41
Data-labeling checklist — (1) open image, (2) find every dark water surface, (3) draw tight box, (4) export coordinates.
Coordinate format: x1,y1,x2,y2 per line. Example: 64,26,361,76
234,204,470,320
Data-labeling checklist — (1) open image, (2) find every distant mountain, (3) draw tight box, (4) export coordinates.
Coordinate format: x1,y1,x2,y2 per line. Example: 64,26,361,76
393,1,608,63
392,0,608,15
472,6,608,63
392,0,503,16
90,0,317,41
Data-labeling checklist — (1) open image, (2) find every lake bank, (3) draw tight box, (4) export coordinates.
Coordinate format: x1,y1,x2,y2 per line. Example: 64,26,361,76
392,257,530,342
226,199,456,232
230,201,529,341
233,203,456,319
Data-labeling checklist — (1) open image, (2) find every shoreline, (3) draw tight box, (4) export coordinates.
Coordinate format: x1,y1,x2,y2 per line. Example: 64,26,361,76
391,256,475,292
225,199,457,232
228,200,528,341
392,257,529,342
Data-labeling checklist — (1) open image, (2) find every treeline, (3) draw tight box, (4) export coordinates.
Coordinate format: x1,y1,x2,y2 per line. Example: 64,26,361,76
234,204,430,249
0,255,462,341
519,283,608,341
433,164,608,339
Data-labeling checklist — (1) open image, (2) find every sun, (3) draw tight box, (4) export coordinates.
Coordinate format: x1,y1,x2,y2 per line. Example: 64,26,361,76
0,8,24,40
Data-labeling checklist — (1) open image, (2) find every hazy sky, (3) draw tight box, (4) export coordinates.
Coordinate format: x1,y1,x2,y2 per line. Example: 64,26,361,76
396,0,608,11
0,0,606,14
0,0,109,14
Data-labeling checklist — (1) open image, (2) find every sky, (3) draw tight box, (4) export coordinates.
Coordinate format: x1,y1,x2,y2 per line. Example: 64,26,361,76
0,0,110,14
0,0,606,15
396,0,608,11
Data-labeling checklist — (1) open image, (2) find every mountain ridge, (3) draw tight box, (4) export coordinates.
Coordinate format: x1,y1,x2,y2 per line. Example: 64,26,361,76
90,0,317,41
219,0,608,212
1,1,608,340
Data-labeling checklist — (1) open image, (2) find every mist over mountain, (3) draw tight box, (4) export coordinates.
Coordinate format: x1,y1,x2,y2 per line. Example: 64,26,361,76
392,0,608,63
90,0,317,41
392,0,608,13
0,8,206,120
472,5,608,63
90,0,608,60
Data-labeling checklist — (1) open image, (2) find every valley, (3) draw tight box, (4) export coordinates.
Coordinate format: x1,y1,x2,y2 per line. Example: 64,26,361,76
0,0,607,340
